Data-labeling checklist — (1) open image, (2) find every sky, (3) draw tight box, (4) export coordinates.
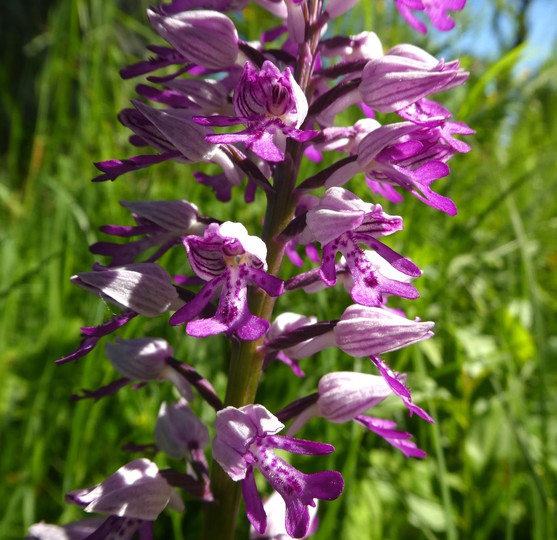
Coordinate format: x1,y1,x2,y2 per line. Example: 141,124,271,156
453,0,557,73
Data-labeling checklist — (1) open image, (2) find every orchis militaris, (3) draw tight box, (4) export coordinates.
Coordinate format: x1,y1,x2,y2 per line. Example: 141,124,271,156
31,1,472,539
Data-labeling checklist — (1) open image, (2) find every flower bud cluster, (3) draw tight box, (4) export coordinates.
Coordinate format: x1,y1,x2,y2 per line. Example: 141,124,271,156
36,1,472,539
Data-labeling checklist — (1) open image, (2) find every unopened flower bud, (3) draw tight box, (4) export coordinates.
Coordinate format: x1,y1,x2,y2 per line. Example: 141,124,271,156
105,338,194,400
106,338,171,381
71,263,179,317
154,400,209,459
317,371,394,422
66,459,184,520
147,9,239,70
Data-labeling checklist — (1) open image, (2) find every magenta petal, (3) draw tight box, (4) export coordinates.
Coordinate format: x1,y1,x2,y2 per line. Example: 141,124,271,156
169,277,223,326
246,267,284,297
355,415,427,458
365,237,421,277
284,497,311,539
241,469,267,534
266,435,334,456
93,152,180,182
370,355,434,423
282,471,344,538
250,130,285,162
236,315,270,341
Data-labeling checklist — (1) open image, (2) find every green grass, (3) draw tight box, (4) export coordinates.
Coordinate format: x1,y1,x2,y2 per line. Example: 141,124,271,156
1,1,556,539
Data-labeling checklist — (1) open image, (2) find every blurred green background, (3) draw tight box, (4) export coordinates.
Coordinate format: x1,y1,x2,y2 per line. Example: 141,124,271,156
1,1,556,539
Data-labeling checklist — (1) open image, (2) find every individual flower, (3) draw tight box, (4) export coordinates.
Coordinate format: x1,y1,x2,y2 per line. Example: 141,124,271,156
212,404,343,538
94,101,244,186
263,304,434,362
71,263,180,317
105,337,194,400
90,199,207,266
286,371,427,458
300,122,459,214
394,0,467,34
359,44,468,113
195,61,317,162
334,304,434,357
309,249,418,303
46,459,185,539
318,371,428,454
154,399,213,500
314,43,468,125
298,187,421,305
170,222,284,340
147,8,240,70
154,399,209,459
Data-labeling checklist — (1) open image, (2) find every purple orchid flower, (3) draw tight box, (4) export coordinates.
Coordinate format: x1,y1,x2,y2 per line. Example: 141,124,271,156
71,263,180,317
212,404,343,538
147,8,240,70
155,399,210,459
285,371,427,458
315,42,468,125
41,459,185,540
263,303,434,366
154,399,213,500
319,371,428,456
359,43,469,113
94,102,244,186
394,0,467,34
195,61,317,162
105,337,194,401
90,199,207,266
170,222,284,340
300,121,459,214
298,187,421,305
